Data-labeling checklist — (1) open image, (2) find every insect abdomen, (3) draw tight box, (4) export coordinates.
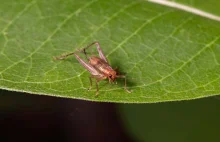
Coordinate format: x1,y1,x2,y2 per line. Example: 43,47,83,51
89,57,112,75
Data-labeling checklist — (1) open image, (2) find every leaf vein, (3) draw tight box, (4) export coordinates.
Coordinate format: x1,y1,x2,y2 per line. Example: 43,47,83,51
133,36,220,89
50,1,139,78
127,16,193,73
158,36,220,83
0,0,97,75
0,0,36,34
24,57,32,81
78,1,139,47
106,10,174,57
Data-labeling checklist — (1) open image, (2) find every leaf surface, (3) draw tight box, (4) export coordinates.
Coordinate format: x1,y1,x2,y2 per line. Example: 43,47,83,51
0,0,220,103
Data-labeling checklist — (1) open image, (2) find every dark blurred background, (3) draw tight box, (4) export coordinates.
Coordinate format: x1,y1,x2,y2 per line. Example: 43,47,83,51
0,90,133,142
1,90,220,142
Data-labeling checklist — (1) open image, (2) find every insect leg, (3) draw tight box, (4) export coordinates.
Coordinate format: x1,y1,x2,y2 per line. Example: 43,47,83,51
95,42,108,63
74,53,100,76
95,79,99,96
94,76,107,96
89,75,106,96
82,42,108,63
88,76,93,91
53,52,75,60
116,75,131,93
82,48,89,61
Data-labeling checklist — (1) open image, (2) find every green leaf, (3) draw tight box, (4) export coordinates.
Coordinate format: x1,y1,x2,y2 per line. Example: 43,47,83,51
0,0,220,103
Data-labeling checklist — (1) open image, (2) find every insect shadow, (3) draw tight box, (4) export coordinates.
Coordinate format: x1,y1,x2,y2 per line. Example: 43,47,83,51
110,60,136,90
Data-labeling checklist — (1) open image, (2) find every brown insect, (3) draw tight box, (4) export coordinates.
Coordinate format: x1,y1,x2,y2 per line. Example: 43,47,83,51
54,41,131,96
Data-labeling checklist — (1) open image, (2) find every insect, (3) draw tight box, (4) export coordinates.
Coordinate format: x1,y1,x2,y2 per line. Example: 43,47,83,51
54,42,131,96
